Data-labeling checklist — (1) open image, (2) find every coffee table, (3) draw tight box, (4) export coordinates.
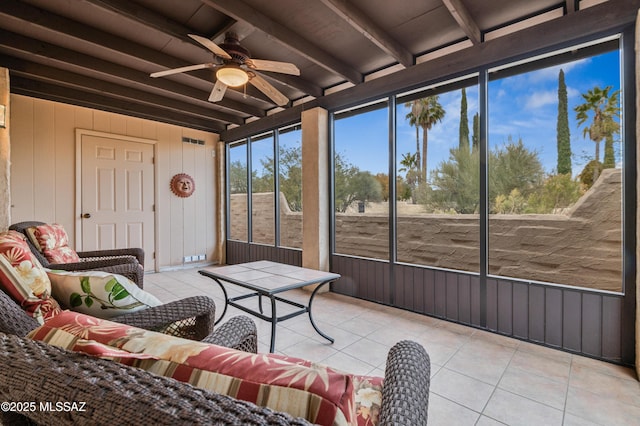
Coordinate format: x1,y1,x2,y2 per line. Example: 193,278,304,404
199,261,341,352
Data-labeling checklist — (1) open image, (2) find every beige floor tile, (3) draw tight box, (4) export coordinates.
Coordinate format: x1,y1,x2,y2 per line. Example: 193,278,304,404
565,386,640,425
431,367,494,412
341,337,391,368
444,349,511,385
145,268,640,425
483,388,563,426
283,339,339,363
322,351,376,376
476,415,508,426
508,350,571,384
569,363,640,408
498,367,567,410
427,393,480,426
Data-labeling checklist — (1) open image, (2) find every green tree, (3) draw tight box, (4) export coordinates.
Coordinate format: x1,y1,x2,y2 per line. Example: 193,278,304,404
404,101,422,178
527,173,583,213
229,160,249,193
334,154,382,212
472,112,479,153
489,137,545,208
556,69,572,175
603,134,616,168
429,146,479,213
459,88,470,150
404,96,446,182
375,173,389,201
574,85,620,182
399,152,420,204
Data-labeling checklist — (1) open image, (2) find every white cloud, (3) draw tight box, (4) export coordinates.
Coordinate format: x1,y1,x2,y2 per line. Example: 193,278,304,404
525,90,557,109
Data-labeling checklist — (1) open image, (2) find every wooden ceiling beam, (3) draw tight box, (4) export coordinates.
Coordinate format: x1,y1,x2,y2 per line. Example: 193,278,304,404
11,77,227,133
0,0,270,113
200,0,363,84
80,0,323,98
221,0,638,141
0,29,265,118
1,55,244,125
442,0,482,45
318,0,413,68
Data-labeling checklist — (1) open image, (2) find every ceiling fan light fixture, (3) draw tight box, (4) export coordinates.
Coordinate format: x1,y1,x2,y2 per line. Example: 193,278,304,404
216,65,249,87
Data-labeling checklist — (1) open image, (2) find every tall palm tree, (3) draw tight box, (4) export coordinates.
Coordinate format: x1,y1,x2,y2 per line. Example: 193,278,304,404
574,85,620,182
405,96,445,182
399,152,420,203
404,101,422,179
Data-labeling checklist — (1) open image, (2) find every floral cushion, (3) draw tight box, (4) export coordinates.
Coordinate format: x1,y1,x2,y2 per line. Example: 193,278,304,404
353,375,384,426
0,231,62,323
25,224,81,264
46,270,161,319
29,311,357,426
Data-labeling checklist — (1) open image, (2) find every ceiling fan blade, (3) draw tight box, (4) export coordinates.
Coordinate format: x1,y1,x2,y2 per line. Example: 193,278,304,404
249,74,289,106
208,80,227,102
150,63,214,78
248,59,300,76
188,34,232,60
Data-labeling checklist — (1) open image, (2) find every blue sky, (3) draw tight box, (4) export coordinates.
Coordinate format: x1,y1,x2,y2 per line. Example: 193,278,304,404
335,43,622,179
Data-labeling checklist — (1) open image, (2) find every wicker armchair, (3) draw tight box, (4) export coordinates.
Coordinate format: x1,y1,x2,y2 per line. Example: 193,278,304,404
0,281,257,347
10,221,145,288
0,333,429,425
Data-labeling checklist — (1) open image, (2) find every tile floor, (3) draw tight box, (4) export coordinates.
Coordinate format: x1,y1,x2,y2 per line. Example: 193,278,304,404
145,267,640,426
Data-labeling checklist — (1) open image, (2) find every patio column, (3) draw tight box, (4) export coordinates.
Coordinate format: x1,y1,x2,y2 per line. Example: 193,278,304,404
0,68,9,231
301,107,330,273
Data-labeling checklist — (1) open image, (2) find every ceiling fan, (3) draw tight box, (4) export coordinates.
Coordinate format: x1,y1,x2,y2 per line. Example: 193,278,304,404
150,32,300,107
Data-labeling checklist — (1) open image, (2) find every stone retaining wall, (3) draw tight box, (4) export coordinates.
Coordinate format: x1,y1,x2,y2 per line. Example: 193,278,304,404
231,168,622,292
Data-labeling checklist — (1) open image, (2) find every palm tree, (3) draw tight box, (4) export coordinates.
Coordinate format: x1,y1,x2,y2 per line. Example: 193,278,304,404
404,101,422,179
399,152,420,203
405,96,445,182
574,86,620,182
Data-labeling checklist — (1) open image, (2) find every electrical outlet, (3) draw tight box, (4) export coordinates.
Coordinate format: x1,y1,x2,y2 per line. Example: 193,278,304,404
183,255,192,262
198,254,206,261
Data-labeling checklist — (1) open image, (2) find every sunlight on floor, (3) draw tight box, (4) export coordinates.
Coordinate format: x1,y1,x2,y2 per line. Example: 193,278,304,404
145,267,640,426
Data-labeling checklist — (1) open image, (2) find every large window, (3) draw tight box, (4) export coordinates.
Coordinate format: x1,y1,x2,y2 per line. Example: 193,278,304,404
278,124,303,249
251,132,275,245
227,125,303,249
228,141,248,241
396,80,480,272
333,101,390,260
487,37,623,291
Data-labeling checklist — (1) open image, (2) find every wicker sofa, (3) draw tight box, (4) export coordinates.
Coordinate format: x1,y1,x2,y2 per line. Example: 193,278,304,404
0,288,431,425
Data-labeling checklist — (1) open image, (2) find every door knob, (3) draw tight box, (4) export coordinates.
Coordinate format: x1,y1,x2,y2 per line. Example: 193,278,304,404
82,213,91,219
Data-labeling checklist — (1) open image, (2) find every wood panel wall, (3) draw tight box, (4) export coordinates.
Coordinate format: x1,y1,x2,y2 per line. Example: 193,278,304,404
9,94,220,270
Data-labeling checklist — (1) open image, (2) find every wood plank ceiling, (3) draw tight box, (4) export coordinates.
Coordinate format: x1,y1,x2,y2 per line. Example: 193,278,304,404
0,1,605,135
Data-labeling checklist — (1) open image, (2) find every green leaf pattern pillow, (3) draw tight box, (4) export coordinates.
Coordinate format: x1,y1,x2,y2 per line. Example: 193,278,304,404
46,270,161,319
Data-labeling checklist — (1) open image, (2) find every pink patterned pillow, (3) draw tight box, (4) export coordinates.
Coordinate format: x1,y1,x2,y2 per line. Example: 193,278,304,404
0,231,62,323
26,224,81,263
30,311,357,425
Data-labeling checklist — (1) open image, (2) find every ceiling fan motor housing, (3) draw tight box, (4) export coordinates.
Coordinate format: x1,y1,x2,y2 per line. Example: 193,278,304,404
220,32,250,65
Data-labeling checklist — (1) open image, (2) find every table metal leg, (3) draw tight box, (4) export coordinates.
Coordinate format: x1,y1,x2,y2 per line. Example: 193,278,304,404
269,296,277,352
308,280,335,344
210,278,229,325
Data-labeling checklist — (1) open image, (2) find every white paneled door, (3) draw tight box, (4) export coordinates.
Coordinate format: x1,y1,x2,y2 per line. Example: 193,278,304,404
80,134,155,271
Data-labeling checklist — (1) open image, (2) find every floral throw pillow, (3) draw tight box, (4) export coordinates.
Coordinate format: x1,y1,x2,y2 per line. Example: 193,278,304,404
29,311,357,426
353,375,384,426
0,231,61,323
25,224,81,264
46,270,161,319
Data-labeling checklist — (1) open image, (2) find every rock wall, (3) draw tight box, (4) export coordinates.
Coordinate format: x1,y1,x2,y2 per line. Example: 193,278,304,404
231,168,623,291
